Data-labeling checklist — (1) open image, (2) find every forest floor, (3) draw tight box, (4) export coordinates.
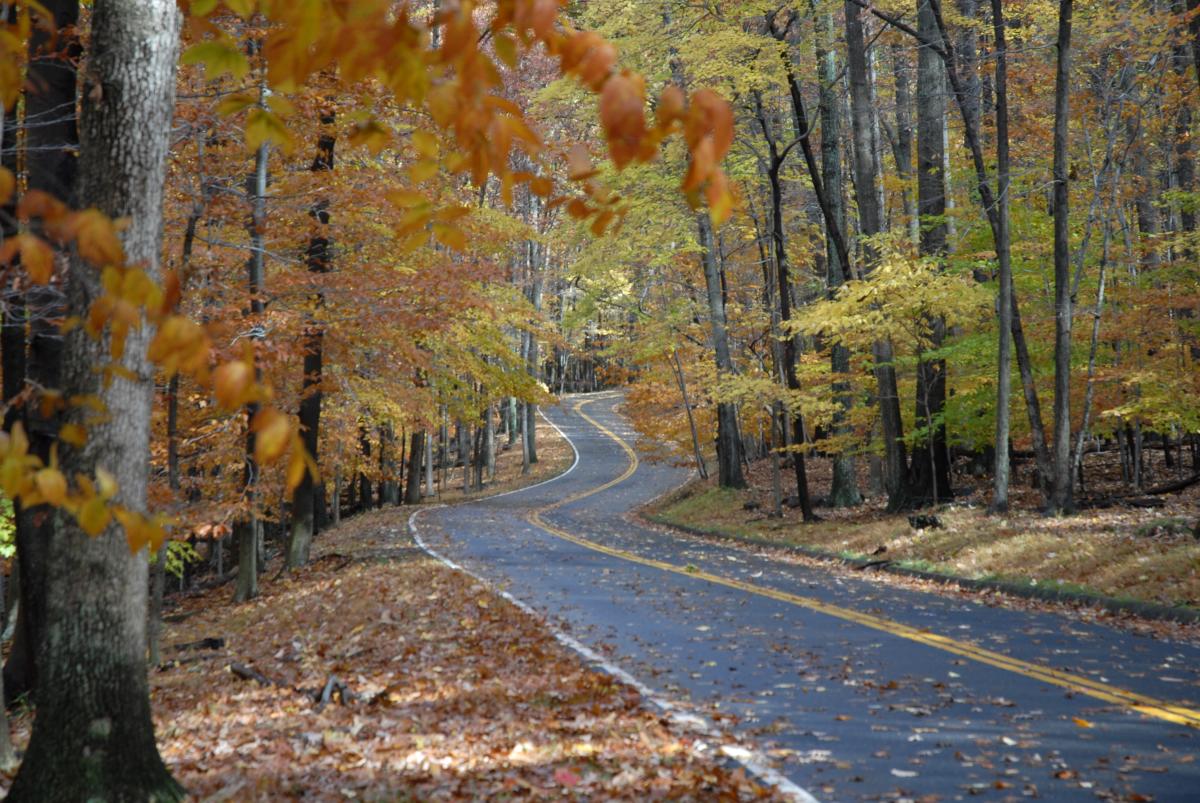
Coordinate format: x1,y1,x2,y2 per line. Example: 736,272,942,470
646,448,1200,614
1,419,779,799
433,418,574,505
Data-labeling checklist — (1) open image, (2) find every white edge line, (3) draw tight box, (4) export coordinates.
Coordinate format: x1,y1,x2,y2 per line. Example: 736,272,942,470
405,395,820,803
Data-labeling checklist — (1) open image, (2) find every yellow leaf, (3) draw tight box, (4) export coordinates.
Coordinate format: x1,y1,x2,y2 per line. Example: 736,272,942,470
252,407,290,463
58,423,87,447
388,189,427,208
493,33,517,68
34,468,66,505
0,167,14,205
224,0,255,19
349,119,391,155
245,108,294,154
432,223,466,251
409,159,438,183
96,467,118,499
189,0,219,16
412,129,439,159
78,496,111,536
181,40,249,80
1073,717,1094,728
215,91,257,117
286,441,307,493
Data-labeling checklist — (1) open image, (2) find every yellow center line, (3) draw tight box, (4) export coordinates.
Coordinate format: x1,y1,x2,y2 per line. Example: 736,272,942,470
526,397,1200,730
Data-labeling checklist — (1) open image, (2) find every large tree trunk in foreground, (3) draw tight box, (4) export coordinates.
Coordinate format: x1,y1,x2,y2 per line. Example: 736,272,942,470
8,0,184,798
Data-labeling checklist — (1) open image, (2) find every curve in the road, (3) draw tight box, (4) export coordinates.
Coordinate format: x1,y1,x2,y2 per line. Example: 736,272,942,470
533,397,1200,732
413,391,1200,802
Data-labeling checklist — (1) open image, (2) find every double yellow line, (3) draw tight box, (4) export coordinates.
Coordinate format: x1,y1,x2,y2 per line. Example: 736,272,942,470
528,398,1200,730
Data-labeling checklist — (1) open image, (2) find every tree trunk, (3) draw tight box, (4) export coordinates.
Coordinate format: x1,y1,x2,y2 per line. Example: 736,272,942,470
287,110,335,569
912,0,952,505
234,126,269,604
845,1,910,509
5,0,81,703
698,212,746,488
8,1,185,798
424,429,434,496
670,349,708,480
753,106,816,519
927,0,1054,496
818,9,861,508
405,430,424,504
1048,0,1075,514
990,0,1015,512
358,423,373,509
890,42,920,244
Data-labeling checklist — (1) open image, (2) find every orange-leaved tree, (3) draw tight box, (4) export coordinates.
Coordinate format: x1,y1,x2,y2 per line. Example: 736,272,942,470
0,0,735,797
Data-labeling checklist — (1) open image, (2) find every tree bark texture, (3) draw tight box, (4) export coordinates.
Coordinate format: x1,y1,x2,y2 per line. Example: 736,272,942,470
1049,0,1075,513
8,1,184,798
912,0,952,504
288,111,335,569
698,212,746,489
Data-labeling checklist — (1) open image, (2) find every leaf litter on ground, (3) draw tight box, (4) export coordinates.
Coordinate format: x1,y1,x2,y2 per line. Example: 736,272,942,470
2,507,784,800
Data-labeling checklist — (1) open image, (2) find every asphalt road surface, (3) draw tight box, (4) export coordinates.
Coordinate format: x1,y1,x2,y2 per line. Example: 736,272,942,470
414,392,1200,802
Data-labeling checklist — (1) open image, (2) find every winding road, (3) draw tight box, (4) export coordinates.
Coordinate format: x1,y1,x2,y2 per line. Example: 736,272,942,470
413,392,1200,801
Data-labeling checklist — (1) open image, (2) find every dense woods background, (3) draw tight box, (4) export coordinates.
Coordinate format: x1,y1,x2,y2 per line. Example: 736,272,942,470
0,0,1195,798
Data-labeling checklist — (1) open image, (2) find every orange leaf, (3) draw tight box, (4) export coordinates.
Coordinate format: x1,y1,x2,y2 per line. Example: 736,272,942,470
705,170,734,224
0,167,14,205
599,71,646,169
16,234,55,284
213,360,255,411
73,209,126,267
566,144,597,181
656,85,685,129
685,89,735,161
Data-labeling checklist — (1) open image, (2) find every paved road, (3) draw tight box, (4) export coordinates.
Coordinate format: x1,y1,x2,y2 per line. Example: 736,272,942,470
415,392,1200,801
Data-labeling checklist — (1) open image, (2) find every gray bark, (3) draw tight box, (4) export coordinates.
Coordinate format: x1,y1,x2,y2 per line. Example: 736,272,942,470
8,1,184,798
990,0,1014,511
912,0,952,504
845,1,909,508
234,129,268,603
698,212,746,488
818,9,861,508
1049,0,1075,513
